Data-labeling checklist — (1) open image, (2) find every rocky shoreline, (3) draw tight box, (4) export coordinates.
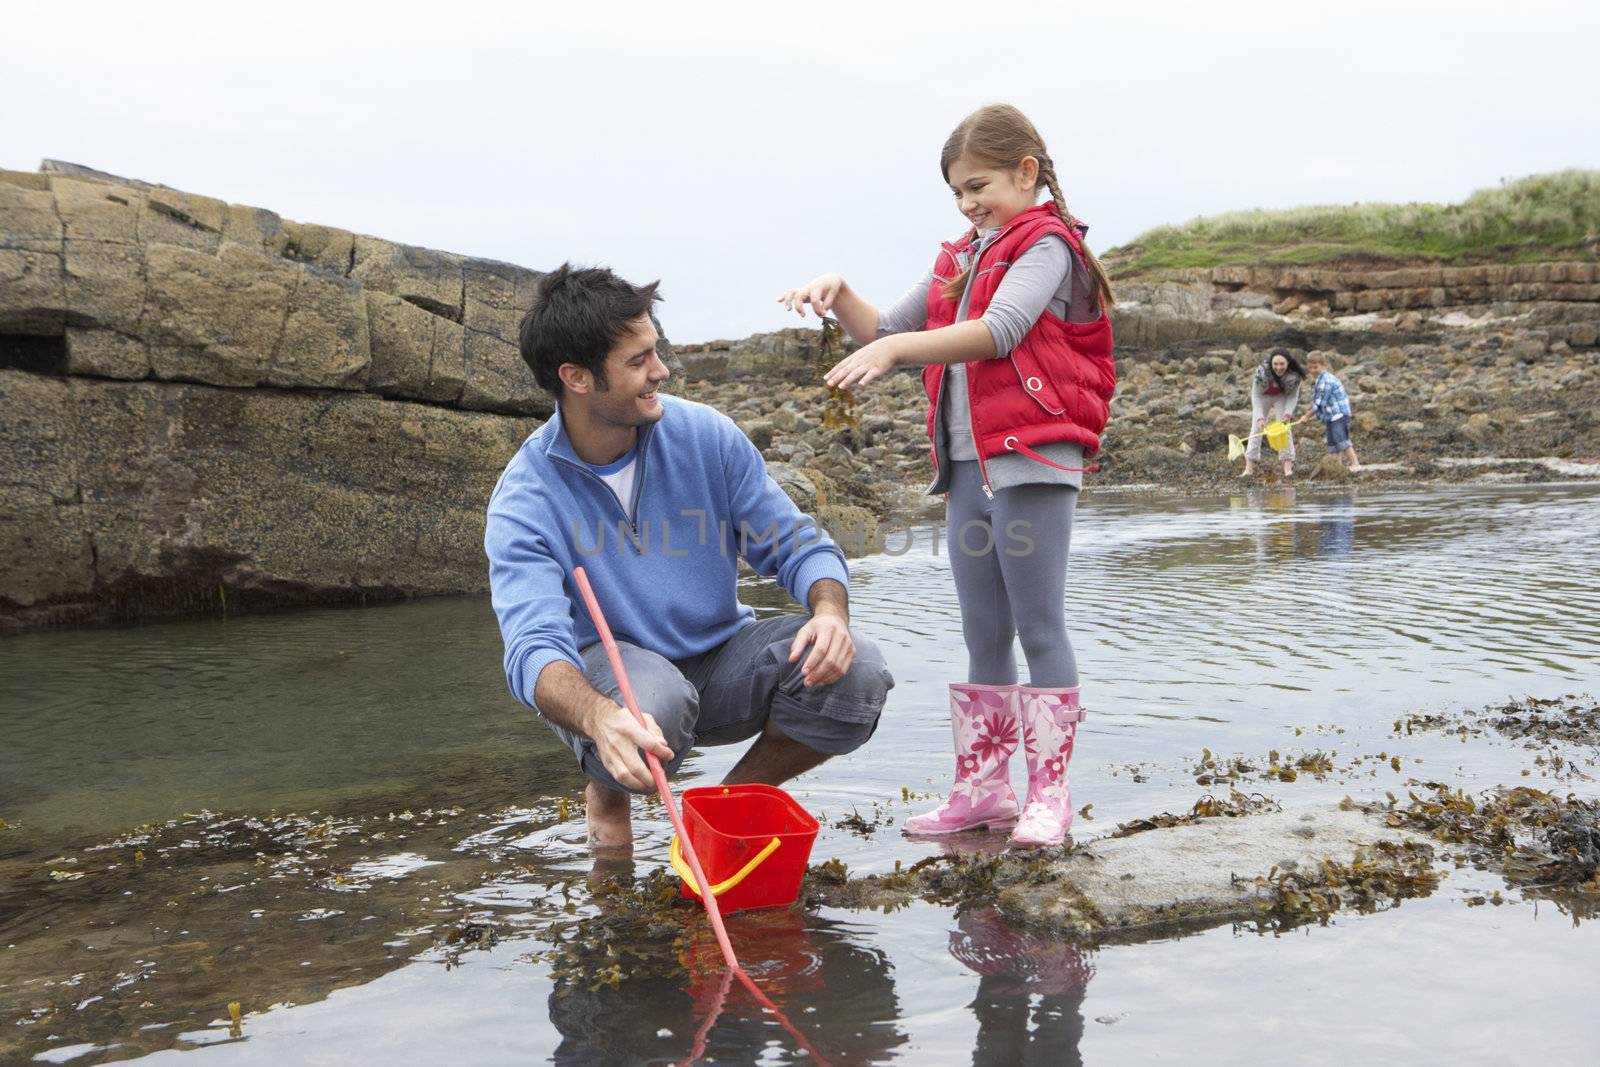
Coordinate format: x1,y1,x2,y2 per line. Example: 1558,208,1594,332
3,162,1597,630
673,310,1600,515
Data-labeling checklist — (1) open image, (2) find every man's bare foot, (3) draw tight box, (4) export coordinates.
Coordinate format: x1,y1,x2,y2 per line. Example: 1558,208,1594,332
1242,462,1255,476
1283,463,1294,477
1348,463,1364,473
585,781,633,853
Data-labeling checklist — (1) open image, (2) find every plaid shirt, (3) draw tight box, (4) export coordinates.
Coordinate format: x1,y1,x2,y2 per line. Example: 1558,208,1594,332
1311,371,1352,422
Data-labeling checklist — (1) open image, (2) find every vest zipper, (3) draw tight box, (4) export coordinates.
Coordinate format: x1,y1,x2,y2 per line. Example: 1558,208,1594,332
958,237,997,498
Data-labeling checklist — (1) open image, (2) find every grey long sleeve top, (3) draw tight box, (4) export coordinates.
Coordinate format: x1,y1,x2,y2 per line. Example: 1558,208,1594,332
1250,363,1303,416
877,230,1097,493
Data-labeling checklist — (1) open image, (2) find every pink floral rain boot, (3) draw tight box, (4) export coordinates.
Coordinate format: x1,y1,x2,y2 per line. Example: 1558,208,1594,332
1009,686,1087,848
903,683,1022,835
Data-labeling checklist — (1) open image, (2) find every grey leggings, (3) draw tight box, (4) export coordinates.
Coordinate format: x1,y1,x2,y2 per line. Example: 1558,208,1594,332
945,460,1079,688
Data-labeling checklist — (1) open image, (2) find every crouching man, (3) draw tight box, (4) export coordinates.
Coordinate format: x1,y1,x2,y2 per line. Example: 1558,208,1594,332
486,264,893,851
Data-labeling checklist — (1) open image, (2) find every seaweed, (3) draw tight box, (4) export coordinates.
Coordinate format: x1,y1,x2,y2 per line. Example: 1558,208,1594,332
1356,784,1600,919
1397,695,1600,753
1242,840,1441,931
817,316,858,431
531,868,700,992
1487,695,1600,746
831,803,893,838
803,848,1070,916
1192,747,1339,787
1110,789,1279,838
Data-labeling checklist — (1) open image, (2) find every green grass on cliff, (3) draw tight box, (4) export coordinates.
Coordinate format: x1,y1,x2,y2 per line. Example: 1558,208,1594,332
1107,170,1600,278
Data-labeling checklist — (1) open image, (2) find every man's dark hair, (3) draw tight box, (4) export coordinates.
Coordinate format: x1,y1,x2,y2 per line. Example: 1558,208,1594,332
518,263,661,397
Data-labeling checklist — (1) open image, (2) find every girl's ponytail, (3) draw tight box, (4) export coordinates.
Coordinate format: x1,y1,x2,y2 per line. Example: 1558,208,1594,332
1037,155,1115,312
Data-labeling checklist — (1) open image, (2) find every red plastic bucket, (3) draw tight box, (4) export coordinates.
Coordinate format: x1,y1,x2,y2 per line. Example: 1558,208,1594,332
671,783,820,912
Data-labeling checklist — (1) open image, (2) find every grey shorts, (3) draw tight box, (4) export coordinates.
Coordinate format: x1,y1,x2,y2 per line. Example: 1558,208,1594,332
547,614,894,794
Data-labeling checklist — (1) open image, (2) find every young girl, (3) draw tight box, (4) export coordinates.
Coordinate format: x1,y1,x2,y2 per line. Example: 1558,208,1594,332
1244,347,1305,477
776,103,1116,848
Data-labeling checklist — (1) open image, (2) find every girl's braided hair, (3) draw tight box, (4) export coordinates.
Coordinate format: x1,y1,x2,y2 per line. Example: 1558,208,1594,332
939,103,1115,311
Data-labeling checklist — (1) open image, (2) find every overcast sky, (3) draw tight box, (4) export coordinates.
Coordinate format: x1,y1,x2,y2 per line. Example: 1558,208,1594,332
8,0,1598,343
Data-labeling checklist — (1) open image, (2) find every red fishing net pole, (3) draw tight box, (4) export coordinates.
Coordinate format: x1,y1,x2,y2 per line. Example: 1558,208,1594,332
572,567,828,1065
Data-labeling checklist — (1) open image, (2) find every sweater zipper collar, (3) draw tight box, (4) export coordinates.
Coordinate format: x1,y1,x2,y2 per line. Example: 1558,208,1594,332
546,407,656,541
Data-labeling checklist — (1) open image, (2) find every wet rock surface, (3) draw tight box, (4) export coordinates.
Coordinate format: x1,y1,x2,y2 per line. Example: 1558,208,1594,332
804,696,1600,940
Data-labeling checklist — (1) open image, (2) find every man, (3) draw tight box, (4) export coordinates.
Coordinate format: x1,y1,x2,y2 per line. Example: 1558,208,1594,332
486,264,893,851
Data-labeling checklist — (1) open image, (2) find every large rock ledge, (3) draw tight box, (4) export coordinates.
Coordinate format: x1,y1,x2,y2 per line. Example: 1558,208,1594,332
1111,261,1600,349
0,368,537,631
0,162,557,416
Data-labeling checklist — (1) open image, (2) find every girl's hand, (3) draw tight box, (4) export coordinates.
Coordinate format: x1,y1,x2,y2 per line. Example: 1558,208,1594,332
824,338,898,389
777,273,844,318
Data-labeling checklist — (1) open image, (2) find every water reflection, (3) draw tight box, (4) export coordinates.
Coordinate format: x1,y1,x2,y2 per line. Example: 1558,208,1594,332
547,903,906,1065
1229,488,1357,563
936,837,1093,1066
953,908,1090,1067
1316,495,1356,559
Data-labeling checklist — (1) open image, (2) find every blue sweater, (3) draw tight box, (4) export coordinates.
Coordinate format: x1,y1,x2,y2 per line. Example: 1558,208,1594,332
485,394,850,713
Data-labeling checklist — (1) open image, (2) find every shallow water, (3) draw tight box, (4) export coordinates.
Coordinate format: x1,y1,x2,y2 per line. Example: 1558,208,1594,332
3,483,1599,1064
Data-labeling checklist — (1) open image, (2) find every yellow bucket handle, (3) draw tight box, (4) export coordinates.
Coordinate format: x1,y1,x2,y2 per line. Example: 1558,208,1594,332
669,833,783,898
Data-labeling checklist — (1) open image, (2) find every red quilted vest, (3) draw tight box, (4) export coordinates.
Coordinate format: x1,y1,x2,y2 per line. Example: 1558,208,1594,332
920,203,1116,491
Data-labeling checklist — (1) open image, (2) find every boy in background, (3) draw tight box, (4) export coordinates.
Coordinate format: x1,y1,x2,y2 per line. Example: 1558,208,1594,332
1297,352,1362,472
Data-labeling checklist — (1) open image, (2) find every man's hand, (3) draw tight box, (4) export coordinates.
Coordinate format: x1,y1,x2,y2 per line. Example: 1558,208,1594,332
788,612,856,687
791,577,855,687
587,701,673,792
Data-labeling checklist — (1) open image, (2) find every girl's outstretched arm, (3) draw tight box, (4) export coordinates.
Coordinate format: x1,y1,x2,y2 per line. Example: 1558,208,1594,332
824,320,995,389
826,235,1074,387
777,273,879,345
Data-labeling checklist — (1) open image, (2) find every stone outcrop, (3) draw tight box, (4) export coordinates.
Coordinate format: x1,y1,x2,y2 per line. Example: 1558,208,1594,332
0,368,536,630
0,164,587,630
674,327,846,382
0,162,552,414
1112,261,1600,350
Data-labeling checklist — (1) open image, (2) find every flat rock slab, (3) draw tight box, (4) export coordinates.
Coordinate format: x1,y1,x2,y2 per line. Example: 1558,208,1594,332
811,805,1436,944
1003,805,1431,939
